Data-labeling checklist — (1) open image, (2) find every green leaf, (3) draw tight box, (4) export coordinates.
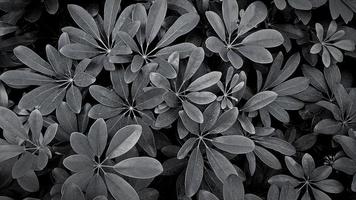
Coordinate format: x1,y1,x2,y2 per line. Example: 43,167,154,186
177,138,197,159
182,100,204,123
0,107,28,140
28,109,43,142
241,29,284,47
206,147,237,182
104,0,121,36
114,157,163,179
117,31,140,52
74,72,96,88
205,11,226,41
227,50,243,69
146,0,167,44
311,188,332,200
212,135,255,154
0,70,53,86
13,46,55,76
46,44,68,75
88,118,107,157
238,1,267,36
17,170,39,192
255,137,296,156
0,145,25,163
67,4,101,40
105,173,139,200
179,110,199,135
185,147,204,197
106,125,142,159
302,65,328,92
149,72,170,89
157,12,200,48
186,72,221,92
254,146,281,169
241,91,278,112
60,44,100,59
86,174,107,200
43,123,58,145
201,101,220,132
135,88,165,110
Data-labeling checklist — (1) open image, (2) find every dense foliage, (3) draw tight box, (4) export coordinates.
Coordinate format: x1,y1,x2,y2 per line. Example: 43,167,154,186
0,0,356,199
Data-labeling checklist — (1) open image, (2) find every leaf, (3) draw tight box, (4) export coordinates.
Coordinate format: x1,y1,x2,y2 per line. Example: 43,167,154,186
104,0,121,36
88,118,107,157
46,44,68,75
0,70,53,86
89,85,123,107
206,147,237,182
287,0,312,10
149,72,170,89
241,29,284,48
255,137,296,156
63,155,94,172
146,0,167,44
314,119,342,135
61,183,85,200
302,65,328,92
66,85,82,113
70,132,94,158
227,50,243,69
28,109,42,142
0,107,28,140
205,11,226,41
212,135,255,154
43,123,58,145
67,4,101,40
209,107,238,133
184,47,205,81
284,156,304,178
198,190,219,200
186,92,216,105
185,147,204,197
157,12,200,48
177,138,197,159
186,72,222,91
222,0,239,35
201,101,220,132
114,157,163,179
105,173,139,200
136,88,165,110
60,44,100,59
12,152,33,179
223,174,244,200
182,100,204,123
106,125,142,159
334,135,356,160
117,31,140,53
17,171,39,192
86,174,107,200
237,45,273,64
13,46,54,76
179,110,199,135
238,1,267,36
272,77,309,96
241,91,278,112
314,179,344,193
254,146,281,169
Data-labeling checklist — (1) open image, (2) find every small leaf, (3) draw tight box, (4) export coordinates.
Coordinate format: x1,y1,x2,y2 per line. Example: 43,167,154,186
241,91,278,112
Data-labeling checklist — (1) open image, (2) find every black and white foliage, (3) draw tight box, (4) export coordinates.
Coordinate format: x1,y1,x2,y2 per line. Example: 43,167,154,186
0,0,356,199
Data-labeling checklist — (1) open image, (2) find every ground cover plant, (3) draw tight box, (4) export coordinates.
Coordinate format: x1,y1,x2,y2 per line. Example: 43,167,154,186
1,0,356,199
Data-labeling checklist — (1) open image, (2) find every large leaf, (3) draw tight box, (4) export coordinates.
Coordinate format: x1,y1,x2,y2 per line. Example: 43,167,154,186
185,147,204,197
67,4,101,40
272,77,309,96
104,0,121,36
205,11,226,41
88,118,107,157
106,125,142,159
223,174,244,200
334,135,356,160
241,29,284,48
182,100,204,123
114,157,163,179
0,107,28,139
60,44,100,59
13,46,55,76
105,173,139,200
157,12,200,48
0,145,25,163
206,147,237,182
210,107,238,133
211,135,255,154
241,91,278,112
186,72,222,92
184,47,205,81
238,1,267,36
222,0,239,35
146,0,167,44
